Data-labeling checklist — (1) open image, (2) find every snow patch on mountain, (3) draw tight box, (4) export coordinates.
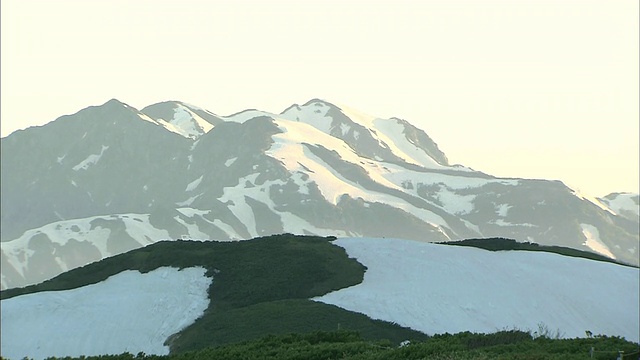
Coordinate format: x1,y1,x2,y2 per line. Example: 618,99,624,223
1,267,211,360
0,214,170,288
176,193,203,207
136,112,159,125
265,119,455,232
600,193,639,219
174,208,243,240
72,145,109,171
269,119,402,194
212,219,243,240
170,104,214,137
314,237,639,342
496,204,512,217
437,190,476,215
176,207,209,218
372,118,443,168
570,188,616,215
489,219,535,227
281,100,333,133
139,103,216,139
1,214,165,259
220,173,261,237
224,109,275,123
379,162,519,191
185,176,204,192
173,216,209,240
581,223,616,259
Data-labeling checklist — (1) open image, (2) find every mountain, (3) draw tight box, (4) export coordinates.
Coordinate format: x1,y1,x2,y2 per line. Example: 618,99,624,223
599,192,640,222
1,98,639,289
1,235,638,359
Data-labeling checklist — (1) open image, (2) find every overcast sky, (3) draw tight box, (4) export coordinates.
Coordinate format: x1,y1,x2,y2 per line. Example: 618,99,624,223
1,0,638,197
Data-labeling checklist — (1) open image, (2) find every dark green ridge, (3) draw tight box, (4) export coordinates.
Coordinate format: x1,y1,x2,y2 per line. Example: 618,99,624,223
439,237,638,268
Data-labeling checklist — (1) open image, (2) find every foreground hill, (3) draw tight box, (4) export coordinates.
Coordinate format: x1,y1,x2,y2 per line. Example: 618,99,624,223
1,235,637,359
2,98,638,290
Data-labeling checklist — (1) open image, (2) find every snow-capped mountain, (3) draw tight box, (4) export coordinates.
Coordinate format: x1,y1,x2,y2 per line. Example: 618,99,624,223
1,98,638,289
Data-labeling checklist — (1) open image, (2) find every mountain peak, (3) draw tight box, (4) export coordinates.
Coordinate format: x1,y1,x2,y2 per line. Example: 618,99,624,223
301,98,338,108
140,101,223,139
102,98,131,108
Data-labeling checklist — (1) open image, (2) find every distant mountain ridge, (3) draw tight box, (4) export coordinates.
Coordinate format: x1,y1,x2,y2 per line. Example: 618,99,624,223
1,98,638,289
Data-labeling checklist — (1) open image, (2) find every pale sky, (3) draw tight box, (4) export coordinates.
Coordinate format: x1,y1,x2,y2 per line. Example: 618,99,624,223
1,0,638,197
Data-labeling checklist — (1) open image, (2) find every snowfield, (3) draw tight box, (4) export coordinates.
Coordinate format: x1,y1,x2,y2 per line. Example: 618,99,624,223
1,238,638,360
1,267,212,360
314,238,640,343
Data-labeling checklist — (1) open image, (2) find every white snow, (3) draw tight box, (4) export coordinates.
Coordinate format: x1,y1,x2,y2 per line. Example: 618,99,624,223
581,223,616,259
339,123,351,136
372,118,444,168
489,219,535,227
136,112,159,125
145,104,215,139
175,208,244,240
185,175,204,192
225,157,238,167
0,214,171,289
290,172,310,195
72,145,109,171
224,109,275,124
176,207,210,218
601,193,640,218
280,101,333,133
220,173,260,237
279,99,456,173
379,161,519,192
570,187,617,215
315,237,639,342
171,104,214,136
175,193,203,207
496,204,512,217
1,267,212,360
218,170,351,238
334,104,451,169
211,219,243,240
264,118,453,231
437,190,476,215
173,216,209,240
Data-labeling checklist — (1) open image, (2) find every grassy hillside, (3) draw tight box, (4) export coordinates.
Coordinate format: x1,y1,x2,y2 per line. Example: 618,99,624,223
12,330,639,360
1,234,428,353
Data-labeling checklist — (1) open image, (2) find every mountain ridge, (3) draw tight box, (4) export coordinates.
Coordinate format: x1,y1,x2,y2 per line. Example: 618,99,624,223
1,98,638,289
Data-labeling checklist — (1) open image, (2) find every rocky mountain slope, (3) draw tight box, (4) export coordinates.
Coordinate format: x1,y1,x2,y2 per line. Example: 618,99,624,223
1,98,638,289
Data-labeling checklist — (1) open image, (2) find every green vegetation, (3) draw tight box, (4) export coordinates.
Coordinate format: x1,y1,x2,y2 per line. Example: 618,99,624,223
441,237,637,267
0,234,426,353
10,330,639,360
